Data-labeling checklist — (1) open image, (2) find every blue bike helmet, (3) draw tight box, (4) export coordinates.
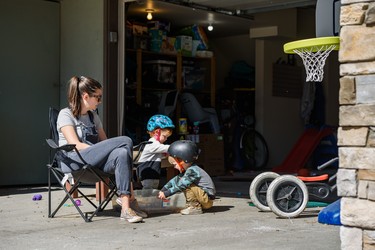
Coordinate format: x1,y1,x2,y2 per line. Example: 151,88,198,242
147,114,175,132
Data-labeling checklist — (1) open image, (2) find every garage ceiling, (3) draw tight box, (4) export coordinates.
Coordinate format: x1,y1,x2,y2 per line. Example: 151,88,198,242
126,0,317,38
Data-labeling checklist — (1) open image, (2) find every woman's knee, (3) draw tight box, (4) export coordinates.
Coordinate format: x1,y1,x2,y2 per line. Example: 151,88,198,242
112,147,131,161
117,136,133,147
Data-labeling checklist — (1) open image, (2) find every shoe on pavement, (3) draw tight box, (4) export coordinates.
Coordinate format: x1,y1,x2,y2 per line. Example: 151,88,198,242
120,208,143,223
116,197,148,218
180,204,203,215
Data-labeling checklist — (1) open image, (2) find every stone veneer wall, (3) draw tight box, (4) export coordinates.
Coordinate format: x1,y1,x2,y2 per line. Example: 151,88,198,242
338,0,375,249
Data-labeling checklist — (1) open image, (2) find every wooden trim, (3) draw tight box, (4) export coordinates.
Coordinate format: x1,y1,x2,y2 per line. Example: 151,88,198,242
104,0,119,137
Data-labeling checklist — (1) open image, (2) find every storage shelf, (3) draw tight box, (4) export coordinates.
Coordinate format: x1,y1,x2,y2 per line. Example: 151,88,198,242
125,48,216,108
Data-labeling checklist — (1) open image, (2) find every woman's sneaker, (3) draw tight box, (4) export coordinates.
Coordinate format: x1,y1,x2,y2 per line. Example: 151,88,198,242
120,208,143,223
116,198,148,218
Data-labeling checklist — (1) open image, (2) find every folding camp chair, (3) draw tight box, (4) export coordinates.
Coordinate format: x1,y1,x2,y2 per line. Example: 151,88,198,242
46,107,149,222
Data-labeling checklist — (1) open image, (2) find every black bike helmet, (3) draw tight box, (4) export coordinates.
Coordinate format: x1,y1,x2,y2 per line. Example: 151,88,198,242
168,140,200,163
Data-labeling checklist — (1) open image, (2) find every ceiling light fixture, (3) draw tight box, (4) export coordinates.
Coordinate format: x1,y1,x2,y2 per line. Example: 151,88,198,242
146,9,154,20
208,24,213,31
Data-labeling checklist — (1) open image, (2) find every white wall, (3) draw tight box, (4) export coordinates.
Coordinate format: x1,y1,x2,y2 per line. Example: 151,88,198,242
60,0,105,120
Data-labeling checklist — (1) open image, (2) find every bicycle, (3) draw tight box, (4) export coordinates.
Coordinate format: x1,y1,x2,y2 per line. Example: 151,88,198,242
238,113,269,170
223,100,269,171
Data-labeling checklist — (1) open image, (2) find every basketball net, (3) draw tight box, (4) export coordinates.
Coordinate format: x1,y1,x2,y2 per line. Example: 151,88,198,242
294,44,338,82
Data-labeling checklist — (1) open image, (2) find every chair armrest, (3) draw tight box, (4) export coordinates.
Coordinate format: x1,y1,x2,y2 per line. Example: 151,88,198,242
133,141,152,162
46,139,76,152
133,141,152,151
46,138,88,165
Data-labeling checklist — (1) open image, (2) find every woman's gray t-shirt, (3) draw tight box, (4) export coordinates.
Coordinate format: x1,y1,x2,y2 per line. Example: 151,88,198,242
56,107,103,146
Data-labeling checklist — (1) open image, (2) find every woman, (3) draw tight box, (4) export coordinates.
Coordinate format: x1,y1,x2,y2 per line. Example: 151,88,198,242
57,76,146,223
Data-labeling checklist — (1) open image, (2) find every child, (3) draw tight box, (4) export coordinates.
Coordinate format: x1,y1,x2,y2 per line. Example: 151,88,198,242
137,114,175,189
158,140,216,215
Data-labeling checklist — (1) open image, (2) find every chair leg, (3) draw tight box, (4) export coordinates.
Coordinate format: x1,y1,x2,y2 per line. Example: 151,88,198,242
65,181,78,198
96,179,109,202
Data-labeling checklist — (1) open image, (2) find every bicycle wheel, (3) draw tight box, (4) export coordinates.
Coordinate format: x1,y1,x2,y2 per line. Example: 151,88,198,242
240,129,269,169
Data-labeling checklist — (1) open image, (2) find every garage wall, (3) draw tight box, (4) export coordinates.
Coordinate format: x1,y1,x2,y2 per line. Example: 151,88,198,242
60,0,105,119
211,34,256,90
0,0,60,185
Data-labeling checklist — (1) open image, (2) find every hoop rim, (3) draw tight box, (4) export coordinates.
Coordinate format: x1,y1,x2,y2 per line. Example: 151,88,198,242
284,36,340,54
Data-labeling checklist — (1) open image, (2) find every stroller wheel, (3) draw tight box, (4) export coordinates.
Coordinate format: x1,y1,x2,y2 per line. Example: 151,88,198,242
267,175,309,218
249,172,280,211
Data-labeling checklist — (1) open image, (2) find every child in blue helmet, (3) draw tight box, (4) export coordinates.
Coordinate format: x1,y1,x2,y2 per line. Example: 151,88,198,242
137,114,175,189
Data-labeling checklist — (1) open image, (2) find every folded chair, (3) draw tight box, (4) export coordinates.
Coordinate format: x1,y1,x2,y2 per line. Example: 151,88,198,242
47,107,148,222
158,89,179,118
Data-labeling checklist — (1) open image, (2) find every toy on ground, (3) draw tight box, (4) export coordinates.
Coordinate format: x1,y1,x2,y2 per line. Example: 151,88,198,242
318,198,341,225
32,194,42,201
249,157,338,218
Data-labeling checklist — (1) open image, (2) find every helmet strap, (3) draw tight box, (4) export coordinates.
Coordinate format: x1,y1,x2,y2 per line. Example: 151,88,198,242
153,128,161,141
176,160,185,173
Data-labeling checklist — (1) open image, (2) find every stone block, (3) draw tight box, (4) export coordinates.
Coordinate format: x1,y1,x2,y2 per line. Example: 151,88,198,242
340,147,375,170
356,75,375,104
339,26,375,63
341,197,375,229
368,128,375,147
342,0,372,4
358,169,375,181
341,3,368,25
340,61,375,76
369,181,375,201
358,180,369,199
340,104,375,126
364,230,375,249
338,127,368,146
340,226,363,250
337,169,358,197
339,76,356,105
365,3,375,25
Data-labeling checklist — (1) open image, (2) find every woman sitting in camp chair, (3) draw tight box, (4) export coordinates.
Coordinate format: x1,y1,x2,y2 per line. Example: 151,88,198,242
57,75,146,223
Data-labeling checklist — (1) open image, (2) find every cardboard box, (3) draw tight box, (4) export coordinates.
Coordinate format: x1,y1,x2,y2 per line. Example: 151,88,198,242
161,37,177,54
195,134,225,176
175,35,192,56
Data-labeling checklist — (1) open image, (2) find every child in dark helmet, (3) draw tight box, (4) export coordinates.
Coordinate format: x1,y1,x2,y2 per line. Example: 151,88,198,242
137,114,175,189
158,140,216,215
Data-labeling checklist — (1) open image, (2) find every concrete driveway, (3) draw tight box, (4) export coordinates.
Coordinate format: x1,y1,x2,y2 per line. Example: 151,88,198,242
0,178,340,250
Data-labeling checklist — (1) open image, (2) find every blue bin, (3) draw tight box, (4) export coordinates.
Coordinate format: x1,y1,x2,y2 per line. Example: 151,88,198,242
318,198,342,225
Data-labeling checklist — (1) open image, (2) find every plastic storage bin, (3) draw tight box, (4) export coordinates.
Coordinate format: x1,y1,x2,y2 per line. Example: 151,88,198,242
143,60,176,87
183,66,206,89
134,189,186,214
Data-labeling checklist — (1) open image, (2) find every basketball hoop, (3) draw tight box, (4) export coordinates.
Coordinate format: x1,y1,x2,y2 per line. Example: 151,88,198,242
284,37,340,82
